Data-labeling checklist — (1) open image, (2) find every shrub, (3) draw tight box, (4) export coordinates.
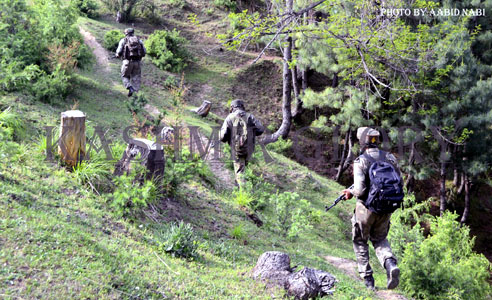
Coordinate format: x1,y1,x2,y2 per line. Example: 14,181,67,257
239,169,274,211
103,30,125,52
71,0,99,18
72,157,112,194
230,223,246,239
145,29,191,73
399,211,491,299
270,191,313,240
111,174,159,217
159,221,199,259
266,137,292,156
0,107,25,142
31,66,72,104
100,0,141,22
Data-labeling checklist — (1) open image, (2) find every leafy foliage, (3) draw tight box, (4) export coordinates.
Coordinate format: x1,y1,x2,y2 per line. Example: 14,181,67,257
100,0,140,22
0,107,25,141
399,212,491,300
145,29,191,73
0,0,91,102
110,173,159,217
270,191,313,240
158,221,199,259
71,0,99,18
103,30,125,52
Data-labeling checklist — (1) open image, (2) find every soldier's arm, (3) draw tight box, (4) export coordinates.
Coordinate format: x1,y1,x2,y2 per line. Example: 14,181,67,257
140,40,146,56
251,115,265,136
219,117,231,143
115,39,125,57
352,157,367,198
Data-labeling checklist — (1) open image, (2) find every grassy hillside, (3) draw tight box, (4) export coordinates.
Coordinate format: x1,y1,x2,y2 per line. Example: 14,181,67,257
0,3,421,300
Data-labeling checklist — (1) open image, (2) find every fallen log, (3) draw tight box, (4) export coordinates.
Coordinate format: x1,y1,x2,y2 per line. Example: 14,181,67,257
252,251,336,299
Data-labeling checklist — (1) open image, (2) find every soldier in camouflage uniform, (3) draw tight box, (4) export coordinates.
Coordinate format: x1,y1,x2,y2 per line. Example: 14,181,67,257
115,28,146,97
219,99,264,187
340,127,400,291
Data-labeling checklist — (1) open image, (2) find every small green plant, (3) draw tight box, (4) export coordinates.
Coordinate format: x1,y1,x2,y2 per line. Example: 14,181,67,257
159,221,199,259
0,107,25,141
266,137,292,155
270,191,313,240
103,29,125,52
230,223,245,239
239,169,274,211
145,29,191,73
72,158,112,194
163,75,178,88
111,173,159,217
234,188,253,207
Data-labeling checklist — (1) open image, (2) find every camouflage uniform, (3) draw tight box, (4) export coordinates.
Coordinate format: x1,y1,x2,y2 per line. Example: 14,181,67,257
115,32,146,93
350,147,399,279
219,107,264,186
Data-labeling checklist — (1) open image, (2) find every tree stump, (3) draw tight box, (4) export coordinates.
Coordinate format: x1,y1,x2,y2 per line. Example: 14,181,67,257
252,251,336,299
192,100,212,117
116,11,122,23
58,110,86,167
114,138,165,180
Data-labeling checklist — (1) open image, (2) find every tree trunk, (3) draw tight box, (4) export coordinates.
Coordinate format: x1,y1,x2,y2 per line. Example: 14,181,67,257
460,175,471,225
404,144,416,193
192,100,212,117
439,161,447,216
58,110,86,167
335,130,350,182
292,64,303,118
262,0,293,144
457,172,465,194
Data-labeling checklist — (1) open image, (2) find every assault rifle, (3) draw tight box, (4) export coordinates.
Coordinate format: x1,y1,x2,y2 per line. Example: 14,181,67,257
325,184,354,211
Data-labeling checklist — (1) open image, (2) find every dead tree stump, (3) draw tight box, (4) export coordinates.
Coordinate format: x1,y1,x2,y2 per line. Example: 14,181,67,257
192,100,212,117
58,110,86,167
252,251,336,299
114,138,165,180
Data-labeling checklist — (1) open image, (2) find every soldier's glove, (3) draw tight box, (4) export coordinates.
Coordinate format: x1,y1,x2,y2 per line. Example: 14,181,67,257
341,189,353,200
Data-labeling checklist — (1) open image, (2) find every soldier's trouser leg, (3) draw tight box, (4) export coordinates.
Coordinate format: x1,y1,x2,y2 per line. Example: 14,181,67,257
233,156,247,187
121,60,133,89
352,201,396,278
130,61,141,92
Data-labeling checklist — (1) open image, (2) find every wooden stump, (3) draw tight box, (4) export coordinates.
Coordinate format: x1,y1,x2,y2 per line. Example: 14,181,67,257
58,110,86,167
192,100,212,117
114,138,165,180
252,251,336,299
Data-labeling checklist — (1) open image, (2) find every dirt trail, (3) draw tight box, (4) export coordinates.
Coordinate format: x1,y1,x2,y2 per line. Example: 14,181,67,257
324,256,409,300
79,27,111,73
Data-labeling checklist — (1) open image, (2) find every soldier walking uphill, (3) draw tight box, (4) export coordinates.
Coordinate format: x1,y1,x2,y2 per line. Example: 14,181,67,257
219,100,264,187
115,28,146,97
340,127,403,291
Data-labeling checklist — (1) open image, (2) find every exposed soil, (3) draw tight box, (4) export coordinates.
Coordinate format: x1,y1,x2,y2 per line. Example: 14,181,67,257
324,256,408,300
79,27,111,73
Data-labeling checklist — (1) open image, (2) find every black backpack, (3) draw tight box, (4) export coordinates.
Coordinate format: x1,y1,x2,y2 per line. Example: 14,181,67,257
124,36,144,60
363,151,404,214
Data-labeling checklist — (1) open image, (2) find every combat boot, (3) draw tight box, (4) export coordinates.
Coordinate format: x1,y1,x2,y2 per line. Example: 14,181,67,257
127,86,135,97
384,258,400,289
363,275,375,291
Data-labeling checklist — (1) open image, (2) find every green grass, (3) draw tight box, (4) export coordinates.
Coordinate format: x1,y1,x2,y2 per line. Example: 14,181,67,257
0,7,406,300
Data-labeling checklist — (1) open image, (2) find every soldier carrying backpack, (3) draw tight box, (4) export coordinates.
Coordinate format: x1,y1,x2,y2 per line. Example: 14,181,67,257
340,127,403,291
115,28,146,97
219,99,265,187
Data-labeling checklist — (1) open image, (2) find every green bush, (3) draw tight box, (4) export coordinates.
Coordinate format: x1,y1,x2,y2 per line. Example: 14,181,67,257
159,221,199,259
266,137,293,156
239,168,275,211
145,29,191,73
71,0,99,18
0,107,25,142
72,156,112,194
110,174,159,217
103,30,125,52
270,191,313,240
398,211,491,299
31,66,72,104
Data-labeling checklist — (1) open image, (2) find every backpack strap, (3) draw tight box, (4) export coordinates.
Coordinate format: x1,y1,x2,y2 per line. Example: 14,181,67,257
362,150,387,164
